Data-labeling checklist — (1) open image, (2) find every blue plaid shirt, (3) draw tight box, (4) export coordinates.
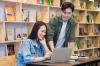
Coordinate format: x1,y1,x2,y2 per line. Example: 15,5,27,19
16,39,45,66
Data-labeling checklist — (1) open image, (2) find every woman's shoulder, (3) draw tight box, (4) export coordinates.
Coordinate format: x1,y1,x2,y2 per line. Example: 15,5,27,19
22,39,32,43
22,39,34,45
22,39,37,46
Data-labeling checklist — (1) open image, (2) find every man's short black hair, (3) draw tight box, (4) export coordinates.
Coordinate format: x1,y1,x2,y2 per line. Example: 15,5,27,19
61,2,74,12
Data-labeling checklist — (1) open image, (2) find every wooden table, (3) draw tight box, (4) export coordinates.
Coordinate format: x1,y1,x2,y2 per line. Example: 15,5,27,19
26,57,100,66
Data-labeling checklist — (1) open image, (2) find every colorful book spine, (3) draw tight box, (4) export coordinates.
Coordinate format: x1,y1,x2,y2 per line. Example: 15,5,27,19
48,0,53,6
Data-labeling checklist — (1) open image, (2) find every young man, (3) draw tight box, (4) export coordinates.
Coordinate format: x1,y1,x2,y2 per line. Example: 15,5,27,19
47,2,76,51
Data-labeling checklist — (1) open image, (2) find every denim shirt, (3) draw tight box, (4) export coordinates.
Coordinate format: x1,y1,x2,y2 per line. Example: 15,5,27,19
16,39,45,66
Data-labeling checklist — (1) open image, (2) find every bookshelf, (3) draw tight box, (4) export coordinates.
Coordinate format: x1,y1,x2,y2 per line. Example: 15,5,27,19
63,0,100,58
0,0,60,66
0,0,100,66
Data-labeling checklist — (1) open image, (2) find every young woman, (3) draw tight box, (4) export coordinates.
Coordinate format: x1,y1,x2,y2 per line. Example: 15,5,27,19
16,21,51,66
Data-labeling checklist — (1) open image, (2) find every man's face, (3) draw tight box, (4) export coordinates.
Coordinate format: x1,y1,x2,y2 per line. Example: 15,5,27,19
61,8,73,22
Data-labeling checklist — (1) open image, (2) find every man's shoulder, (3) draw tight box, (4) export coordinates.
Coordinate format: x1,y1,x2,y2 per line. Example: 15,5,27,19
69,17,76,25
51,16,61,21
69,17,75,22
49,16,60,25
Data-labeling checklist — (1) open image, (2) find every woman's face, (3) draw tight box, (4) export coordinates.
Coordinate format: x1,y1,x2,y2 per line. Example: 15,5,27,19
37,25,46,40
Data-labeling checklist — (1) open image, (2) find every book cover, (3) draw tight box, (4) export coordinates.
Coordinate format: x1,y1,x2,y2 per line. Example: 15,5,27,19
87,38,93,48
79,25,88,35
36,10,43,21
75,39,80,49
88,25,94,35
22,0,27,3
29,10,36,22
4,0,17,2
7,44,15,56
48,0,53,6
0,44,7,56
33,0,37,4
40,0,44,4
22,9,29,22
0,3,5,21
42,8,49,23
87,1,94,10
95,13,100,23
44,0,48,5
21,28,28,40
28,0,36,4
4,6,16,21
73,11,80,23
0,25,4,42
6,28,14,41
15,28,22,40
37,0,40,4
94,25,100,34
80,1,86,9
49,10,56,19
53,0,60,7
73,0,81,9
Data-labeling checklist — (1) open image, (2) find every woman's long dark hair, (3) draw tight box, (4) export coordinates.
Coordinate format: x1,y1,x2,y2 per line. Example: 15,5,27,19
28,21,47,42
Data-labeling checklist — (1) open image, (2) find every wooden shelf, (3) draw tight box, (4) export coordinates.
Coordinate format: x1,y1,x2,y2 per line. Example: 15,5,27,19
93,47,100,49
75,35,87,38
88,35,100,37
0,40,22,43
0,0,21,4
87,9,100,12
49,6,60,8
75,8,87,11
5,21,36,24
0,21,36,24
22,2,48,7
75,48,93,51
77,22,94,24
0,21,4,23
22,3,61,8
94,23,100,24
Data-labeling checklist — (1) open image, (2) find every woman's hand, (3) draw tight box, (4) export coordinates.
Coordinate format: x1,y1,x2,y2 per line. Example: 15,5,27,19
34,52,52,62
39,38,46,45
39,38,52,60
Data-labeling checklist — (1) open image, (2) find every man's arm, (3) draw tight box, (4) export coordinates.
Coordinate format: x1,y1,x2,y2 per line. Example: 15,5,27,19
47,18,56,51
48,41,54,51
68,42,75,49
68,42,75,55
69,18,76,47
68,19,76,54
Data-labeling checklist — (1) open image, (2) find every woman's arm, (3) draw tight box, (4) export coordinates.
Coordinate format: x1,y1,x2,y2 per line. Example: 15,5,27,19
39,38,52,59
21,39,49,63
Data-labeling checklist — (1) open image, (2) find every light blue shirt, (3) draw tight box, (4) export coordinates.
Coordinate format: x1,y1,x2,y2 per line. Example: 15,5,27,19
16,39,45,66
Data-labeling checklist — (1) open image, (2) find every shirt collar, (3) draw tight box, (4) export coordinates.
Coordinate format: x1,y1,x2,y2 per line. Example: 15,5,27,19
32,39,41,48
58,16,71,25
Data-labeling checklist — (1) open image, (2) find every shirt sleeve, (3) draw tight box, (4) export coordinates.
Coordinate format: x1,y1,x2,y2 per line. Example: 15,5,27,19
47,18,56,41
22,39,35,63
69,22,76,42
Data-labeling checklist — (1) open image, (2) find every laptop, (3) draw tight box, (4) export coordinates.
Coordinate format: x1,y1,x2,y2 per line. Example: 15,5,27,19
43,48,72,63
